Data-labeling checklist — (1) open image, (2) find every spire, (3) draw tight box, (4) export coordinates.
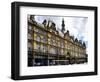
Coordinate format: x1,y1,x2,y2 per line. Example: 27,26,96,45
61,18,65,33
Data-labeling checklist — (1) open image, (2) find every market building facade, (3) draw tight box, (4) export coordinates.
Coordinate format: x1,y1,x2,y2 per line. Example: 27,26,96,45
28,15,88,66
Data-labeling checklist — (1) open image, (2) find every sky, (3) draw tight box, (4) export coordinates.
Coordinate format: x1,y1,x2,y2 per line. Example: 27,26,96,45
33,15,88,48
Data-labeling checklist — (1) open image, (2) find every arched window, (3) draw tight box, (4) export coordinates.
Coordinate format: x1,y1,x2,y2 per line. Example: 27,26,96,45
58,48,61,55
43,45,47,52
36,35,41,42
55,48,57,54
53,39,56,45
37,43,41,51
50,39,53,44
61,42,64,48
61,49,64,55
48,38,51,44
41,36,47,43
67,52,70,57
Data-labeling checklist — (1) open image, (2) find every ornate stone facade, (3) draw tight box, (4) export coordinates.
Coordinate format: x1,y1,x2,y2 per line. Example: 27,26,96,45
28,15,88,66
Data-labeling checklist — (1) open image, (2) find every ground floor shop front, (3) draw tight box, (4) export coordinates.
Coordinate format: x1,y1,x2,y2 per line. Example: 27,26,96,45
28,51,87,66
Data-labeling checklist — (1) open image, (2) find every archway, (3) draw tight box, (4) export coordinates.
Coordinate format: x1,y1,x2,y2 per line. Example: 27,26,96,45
67,52,71,64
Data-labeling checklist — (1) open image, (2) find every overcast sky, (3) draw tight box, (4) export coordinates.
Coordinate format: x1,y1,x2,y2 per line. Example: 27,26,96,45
33,15,88,48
